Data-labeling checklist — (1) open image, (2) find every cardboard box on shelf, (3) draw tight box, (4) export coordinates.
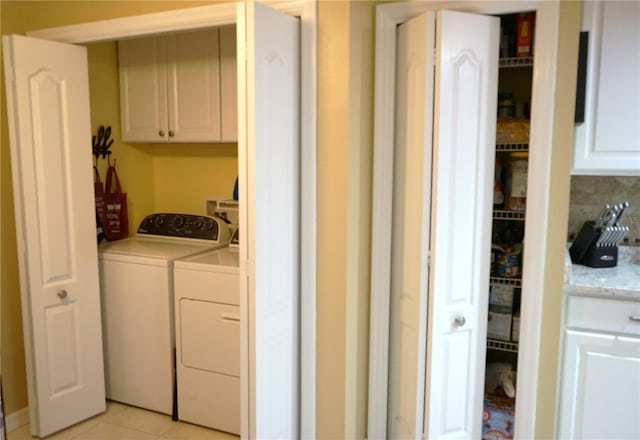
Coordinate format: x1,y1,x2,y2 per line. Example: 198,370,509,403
517,13,533,57
512,315,520,342
496,119,530,144
489,284,515,308
487,306,513,341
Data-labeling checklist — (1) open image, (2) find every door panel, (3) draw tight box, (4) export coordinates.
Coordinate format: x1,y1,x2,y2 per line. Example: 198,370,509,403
168,29,222,142
45,303,81,395
3,34,106,437
30,70,75,283
426,10,498,438
388,11,435,439
118,36,168,142
238,2,300,438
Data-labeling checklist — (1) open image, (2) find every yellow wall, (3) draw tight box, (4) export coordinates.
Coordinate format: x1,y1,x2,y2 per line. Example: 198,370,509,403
316,1,349,437
535,1,581,438
86,41,156,234
316,2,375,437
152,144,238,214
344,1,375,438
1,0,29,417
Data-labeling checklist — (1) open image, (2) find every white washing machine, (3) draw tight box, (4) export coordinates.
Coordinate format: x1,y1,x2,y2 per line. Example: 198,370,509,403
98,213,230,417
174,227,240,434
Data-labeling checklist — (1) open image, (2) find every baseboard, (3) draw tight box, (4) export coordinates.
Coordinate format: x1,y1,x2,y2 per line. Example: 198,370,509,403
5,407,29,432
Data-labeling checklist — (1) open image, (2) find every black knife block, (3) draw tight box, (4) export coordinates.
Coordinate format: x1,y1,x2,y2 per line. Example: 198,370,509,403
569,221,618,268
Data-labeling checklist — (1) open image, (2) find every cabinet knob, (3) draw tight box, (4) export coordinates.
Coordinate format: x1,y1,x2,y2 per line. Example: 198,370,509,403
630,315,640,323
453,314,466,328
159,130,165,137
169,131,175,138
57,290,68,299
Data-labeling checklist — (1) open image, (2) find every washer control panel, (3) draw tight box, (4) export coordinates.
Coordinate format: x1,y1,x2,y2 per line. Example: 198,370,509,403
137,213,230,243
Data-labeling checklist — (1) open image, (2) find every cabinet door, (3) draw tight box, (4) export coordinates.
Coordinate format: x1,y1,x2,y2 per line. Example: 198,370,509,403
118,36,168,142
573,0,640,175
220,26,238,142
558,329,640,439
167,29,222,142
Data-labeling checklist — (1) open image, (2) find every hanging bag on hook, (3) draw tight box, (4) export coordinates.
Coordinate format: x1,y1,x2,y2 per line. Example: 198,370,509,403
102,163,129,241
93,166,106,244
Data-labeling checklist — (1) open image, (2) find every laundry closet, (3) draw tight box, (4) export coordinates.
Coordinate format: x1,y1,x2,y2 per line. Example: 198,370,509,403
89,24,243,435
3,3,304,438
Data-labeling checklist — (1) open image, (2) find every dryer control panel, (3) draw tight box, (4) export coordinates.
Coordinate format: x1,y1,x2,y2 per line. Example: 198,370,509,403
137,213,231,243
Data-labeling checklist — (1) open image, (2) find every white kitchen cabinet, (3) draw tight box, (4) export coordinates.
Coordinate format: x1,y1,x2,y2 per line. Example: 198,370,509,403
118,27,237,143
558,295,640,439
219,26,237,142
573,0,640,175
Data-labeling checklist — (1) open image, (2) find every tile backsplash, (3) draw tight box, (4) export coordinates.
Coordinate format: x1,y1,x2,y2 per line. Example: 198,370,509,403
568,176,640,245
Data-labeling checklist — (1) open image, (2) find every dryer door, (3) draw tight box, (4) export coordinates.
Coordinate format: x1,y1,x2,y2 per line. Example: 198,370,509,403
180,299,241,376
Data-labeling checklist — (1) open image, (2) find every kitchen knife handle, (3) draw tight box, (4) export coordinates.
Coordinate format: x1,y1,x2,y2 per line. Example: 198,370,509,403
616,201,629,226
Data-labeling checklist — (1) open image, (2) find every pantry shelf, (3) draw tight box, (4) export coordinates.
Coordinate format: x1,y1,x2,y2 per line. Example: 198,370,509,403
496,142,529,152
493,210,526,221
490,276,522,288
499,56,534,68
487,338,519,353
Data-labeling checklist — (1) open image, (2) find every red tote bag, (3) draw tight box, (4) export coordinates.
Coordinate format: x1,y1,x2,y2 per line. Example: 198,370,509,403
101,165,129,241
94,166,107,243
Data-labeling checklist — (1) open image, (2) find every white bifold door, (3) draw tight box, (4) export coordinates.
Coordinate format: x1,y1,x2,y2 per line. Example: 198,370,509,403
3,2,300,438
238,2,300,439
387,10,498,439
2,35,106,438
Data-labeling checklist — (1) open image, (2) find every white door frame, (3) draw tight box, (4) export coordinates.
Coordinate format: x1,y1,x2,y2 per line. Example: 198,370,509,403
368,1,563,438
26,1,317,437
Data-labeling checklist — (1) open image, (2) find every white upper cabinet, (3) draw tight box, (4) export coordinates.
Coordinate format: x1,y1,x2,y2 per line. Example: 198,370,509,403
118,27,237,143
573,0,640,175
219,26,237,142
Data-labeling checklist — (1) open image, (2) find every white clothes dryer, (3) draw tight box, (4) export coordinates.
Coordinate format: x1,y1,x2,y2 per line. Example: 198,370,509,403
98,213,230,417
174,228,240,434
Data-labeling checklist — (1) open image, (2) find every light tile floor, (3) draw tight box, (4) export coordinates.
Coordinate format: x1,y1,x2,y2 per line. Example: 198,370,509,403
7,401,239,440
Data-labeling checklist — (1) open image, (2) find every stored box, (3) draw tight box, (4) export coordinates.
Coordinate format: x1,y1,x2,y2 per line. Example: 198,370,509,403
489,285,515,308
488,306,513,341
517,13,533,57
512,315,520,342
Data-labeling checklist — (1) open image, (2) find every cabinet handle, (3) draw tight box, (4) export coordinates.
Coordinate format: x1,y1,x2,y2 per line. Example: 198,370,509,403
221,312,240,323
629,315,640,323
168,131,175,138
159,130,165,137
57,290,68,299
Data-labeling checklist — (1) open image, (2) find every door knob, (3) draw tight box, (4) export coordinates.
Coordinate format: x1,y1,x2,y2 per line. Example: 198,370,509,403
453,314,466,327
57,290,68,299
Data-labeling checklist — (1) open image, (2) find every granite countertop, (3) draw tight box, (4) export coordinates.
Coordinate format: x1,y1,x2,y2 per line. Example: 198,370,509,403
564,245,640,300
